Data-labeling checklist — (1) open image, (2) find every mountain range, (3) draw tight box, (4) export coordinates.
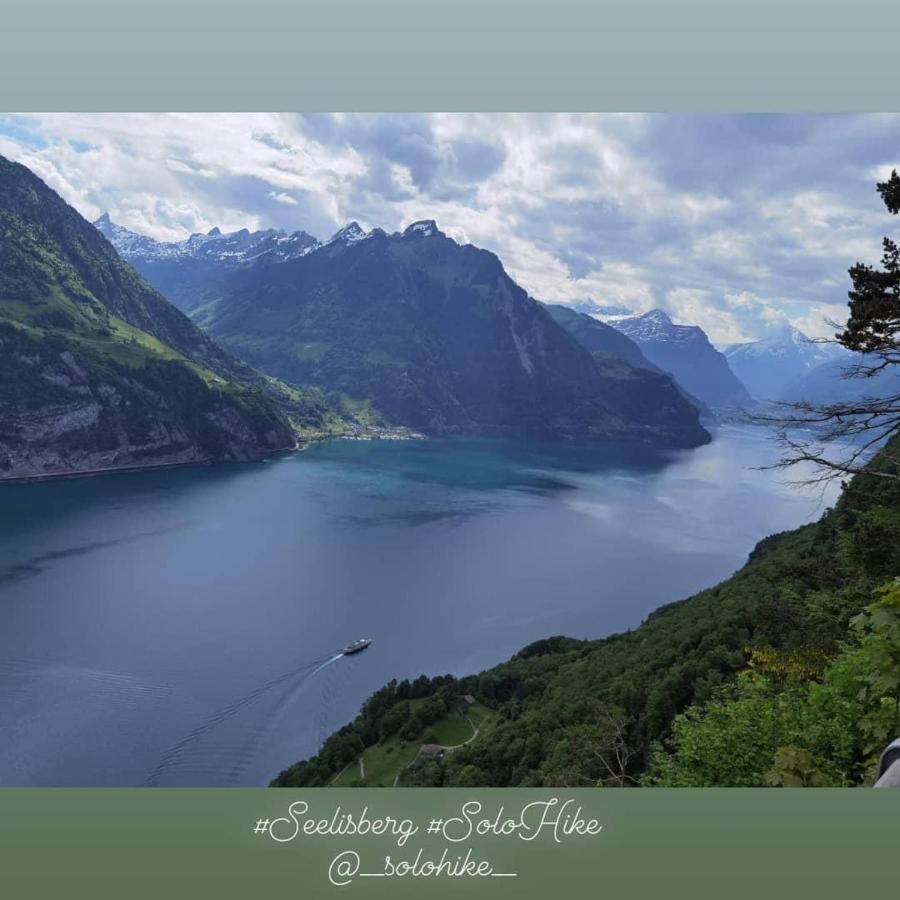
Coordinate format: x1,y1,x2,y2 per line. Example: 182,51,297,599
554,306,891,413
0,155,339,480
94,213,320,315
88,210,900,436
201,221,709,443
99,214,710,446
603,309,754,410
0,162,715,481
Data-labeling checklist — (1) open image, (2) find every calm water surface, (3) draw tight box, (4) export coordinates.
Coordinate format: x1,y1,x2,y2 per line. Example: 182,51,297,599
0,427,840,785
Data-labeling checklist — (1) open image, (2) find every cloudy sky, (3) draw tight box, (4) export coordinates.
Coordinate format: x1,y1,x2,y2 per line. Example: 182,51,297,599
1,113,897,346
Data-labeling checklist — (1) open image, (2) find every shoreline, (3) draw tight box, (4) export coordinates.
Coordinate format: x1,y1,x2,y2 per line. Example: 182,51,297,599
0,423,717,486
0,441,308,486
0,427,429,486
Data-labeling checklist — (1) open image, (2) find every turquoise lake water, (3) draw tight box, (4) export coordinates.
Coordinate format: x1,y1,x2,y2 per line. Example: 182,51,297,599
0,427,840,785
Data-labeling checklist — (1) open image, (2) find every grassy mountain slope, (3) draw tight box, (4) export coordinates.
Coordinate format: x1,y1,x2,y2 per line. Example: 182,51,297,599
273,435,900,788
0,155,328,478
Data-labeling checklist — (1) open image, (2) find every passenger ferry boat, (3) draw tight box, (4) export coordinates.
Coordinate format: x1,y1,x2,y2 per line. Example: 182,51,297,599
341,638,371,655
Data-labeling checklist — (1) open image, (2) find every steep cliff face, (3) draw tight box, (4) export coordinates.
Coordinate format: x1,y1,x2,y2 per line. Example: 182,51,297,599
0,155,300,480
201,221,710,446
0,322,294,478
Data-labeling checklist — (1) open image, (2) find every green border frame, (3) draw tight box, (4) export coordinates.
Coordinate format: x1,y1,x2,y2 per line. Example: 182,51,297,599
2,2,899,897
2,788,898,898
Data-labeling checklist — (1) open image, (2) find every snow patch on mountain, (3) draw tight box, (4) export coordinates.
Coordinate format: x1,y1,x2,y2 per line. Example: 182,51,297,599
606,309,710,346
98,214,462,269
328,222,370,245
724,325,849,400
600,309,753,409
94,214,320,265
725,326,846,369
403,219,440,237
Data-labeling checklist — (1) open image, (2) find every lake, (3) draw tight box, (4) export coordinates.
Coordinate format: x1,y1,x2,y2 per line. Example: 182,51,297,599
0,426,841,786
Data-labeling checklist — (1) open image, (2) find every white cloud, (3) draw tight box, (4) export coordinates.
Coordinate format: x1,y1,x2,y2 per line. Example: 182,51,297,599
663,288,755,345
788,303,850,340
1,112,897,342
266,190,298,206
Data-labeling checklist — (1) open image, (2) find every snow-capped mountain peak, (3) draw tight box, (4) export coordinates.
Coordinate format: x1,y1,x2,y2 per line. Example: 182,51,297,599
642,308,673,326
571,300,633,318
329,222,369,245
403,219,440,237
724,326,848,400
602,308,752,409
93,215,320,265
725,326,846,366
607,308,707,346
94,213,166,257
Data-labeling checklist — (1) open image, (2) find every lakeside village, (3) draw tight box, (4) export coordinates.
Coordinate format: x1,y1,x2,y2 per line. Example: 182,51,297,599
339,424,426,441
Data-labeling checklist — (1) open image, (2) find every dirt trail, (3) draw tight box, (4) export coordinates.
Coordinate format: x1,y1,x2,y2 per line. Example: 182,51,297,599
392,716,480,786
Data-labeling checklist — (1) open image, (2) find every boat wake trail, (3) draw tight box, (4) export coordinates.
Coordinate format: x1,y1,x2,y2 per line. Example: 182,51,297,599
146,652,343,785
222,652,345,785
316,649,357,748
